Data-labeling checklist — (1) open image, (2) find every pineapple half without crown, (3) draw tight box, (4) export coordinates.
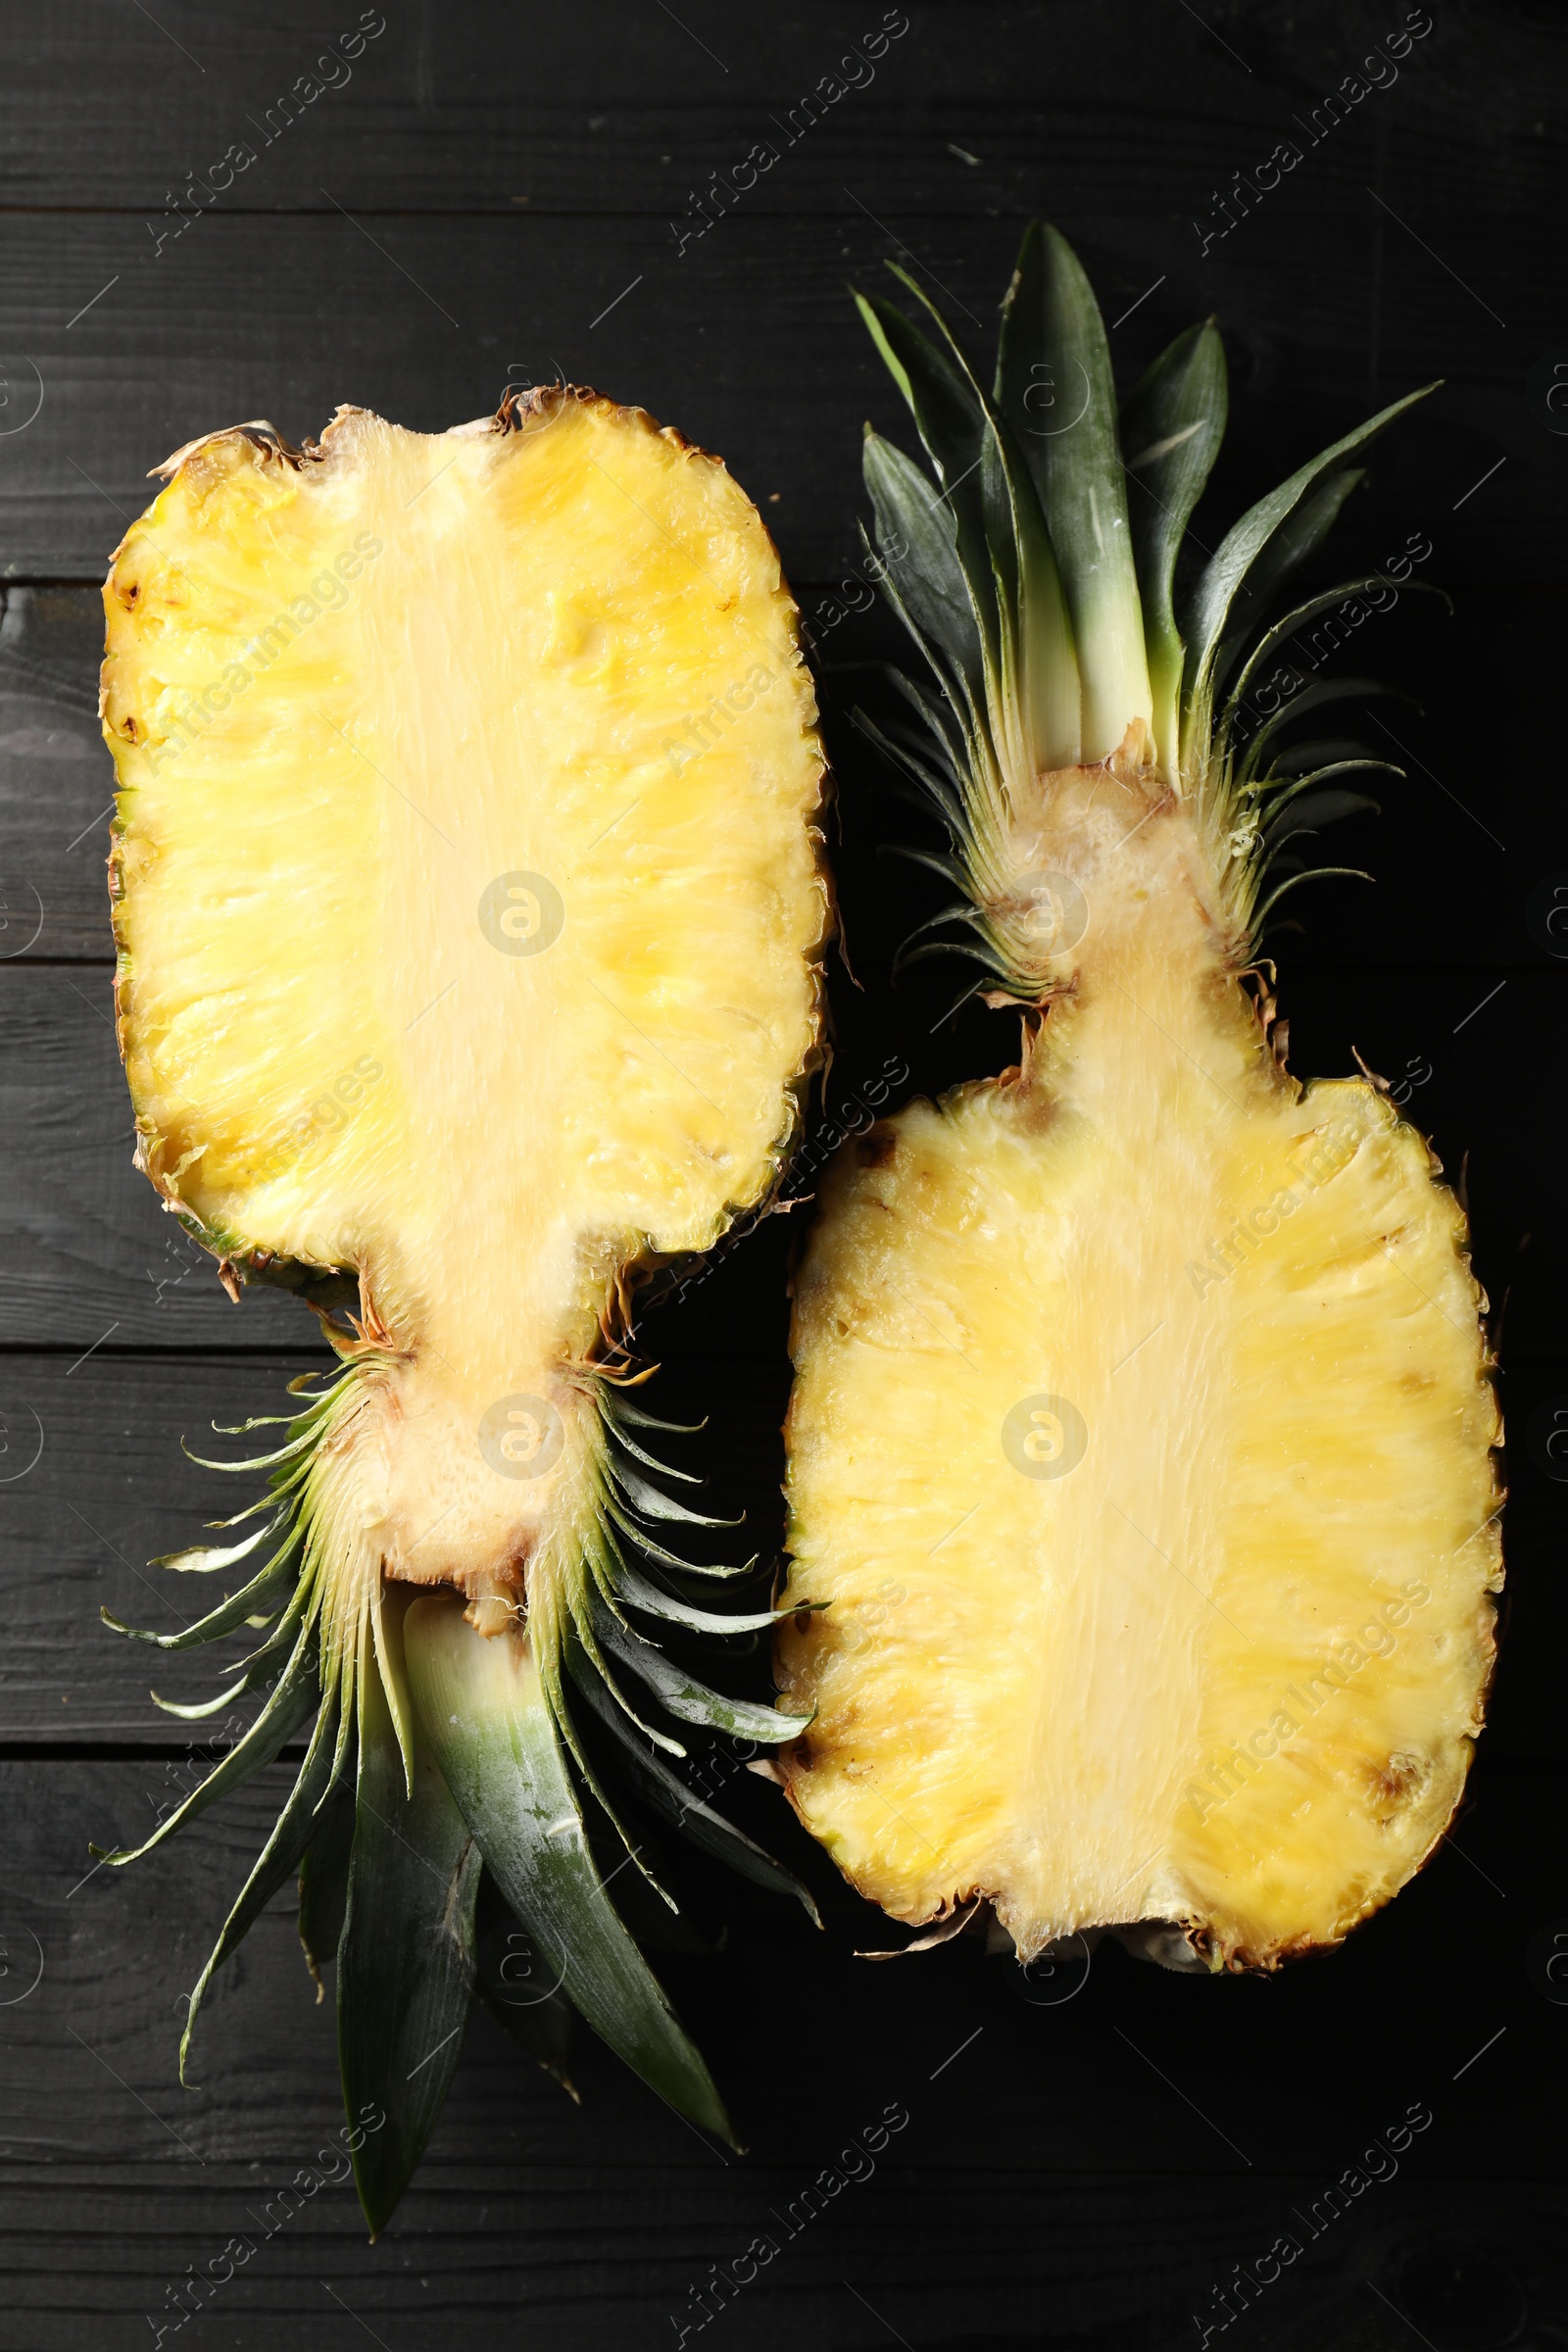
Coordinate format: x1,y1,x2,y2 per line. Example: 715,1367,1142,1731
776,225,1501,1975
95,384,831,2231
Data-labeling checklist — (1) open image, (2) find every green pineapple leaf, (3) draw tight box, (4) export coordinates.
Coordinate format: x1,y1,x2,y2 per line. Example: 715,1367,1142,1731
1221,574,1446,736
855,288,1005,721
179,1694,348,2080
1262,785,1381,843
90,1634,319,1864
996,221,1150,759
1234,675,1404,787
471,1872,577,2092
404,1591,737,2150
1181,381,1437,766
861,426,983,698
150,1513,287,1575
1120,318,1227,778
1211,464,1365,689
298,1771,356,1989
607,1552,791,1635
1267,733,1379,778
592,1603,812,1742
567,1642,822,1922
339,1594,481,2241
101,1542,299,1649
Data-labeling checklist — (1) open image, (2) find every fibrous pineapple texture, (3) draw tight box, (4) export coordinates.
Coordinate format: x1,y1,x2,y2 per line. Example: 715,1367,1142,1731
97,387,829,2228
777,227,1500,1972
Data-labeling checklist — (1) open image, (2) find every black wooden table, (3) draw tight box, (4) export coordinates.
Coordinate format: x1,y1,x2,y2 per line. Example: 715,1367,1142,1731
1,5,1564,2345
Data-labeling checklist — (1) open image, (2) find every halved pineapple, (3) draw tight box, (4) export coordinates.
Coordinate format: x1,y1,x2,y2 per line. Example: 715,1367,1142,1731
777,229,1500,1970
97,386,829,2227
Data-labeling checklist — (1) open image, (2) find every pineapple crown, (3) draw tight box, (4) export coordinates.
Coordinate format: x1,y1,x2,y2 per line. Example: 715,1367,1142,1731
94,1360,819,2224
852,220,1439,1000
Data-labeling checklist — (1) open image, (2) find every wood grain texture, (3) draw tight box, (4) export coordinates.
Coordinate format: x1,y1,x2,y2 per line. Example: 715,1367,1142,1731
1,1751,1553,2173
0,2171,1554,2352
0,0,1559,219
3,573,1564,972
0,202,1538,583
0,589,118,962
0,1353,326,1738
0,68,1562,590
0,964,309,1346
3,583,1566,1366
0,0,1564,2340
0,1758,1561,2349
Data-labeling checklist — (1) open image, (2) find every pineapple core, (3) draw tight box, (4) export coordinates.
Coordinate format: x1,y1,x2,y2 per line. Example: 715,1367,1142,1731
104,395,826,1607
779,752,1498,1968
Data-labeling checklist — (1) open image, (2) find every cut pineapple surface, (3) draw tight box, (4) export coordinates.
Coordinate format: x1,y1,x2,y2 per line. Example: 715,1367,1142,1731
781,757,1497,1965
97,385,829,2229
777,226,1500,1970
106,391,826,1600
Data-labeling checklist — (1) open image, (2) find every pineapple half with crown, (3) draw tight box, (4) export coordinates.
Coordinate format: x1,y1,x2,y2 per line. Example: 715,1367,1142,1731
776,226,1501,1972
95,385,830,2230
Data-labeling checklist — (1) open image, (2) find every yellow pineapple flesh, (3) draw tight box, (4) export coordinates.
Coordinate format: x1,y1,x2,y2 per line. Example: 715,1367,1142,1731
780,738,1498,1967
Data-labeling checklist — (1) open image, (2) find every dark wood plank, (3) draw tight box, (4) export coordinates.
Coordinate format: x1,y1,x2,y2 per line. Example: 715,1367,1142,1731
1,587,120,960
1,577,1563,1747
0,1756,1558,2166
7,569,1567,974
0,2169,1560,2350
0,1311,1562,1758
0,963,306,1346
0,0,1559,225
0,197,1559,583
0,1351,326,1738
4,927,1562,1350
816,573,1568,1356
2,576,1566,1352
0,1758,1562,2342
0,1284,1555,1759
